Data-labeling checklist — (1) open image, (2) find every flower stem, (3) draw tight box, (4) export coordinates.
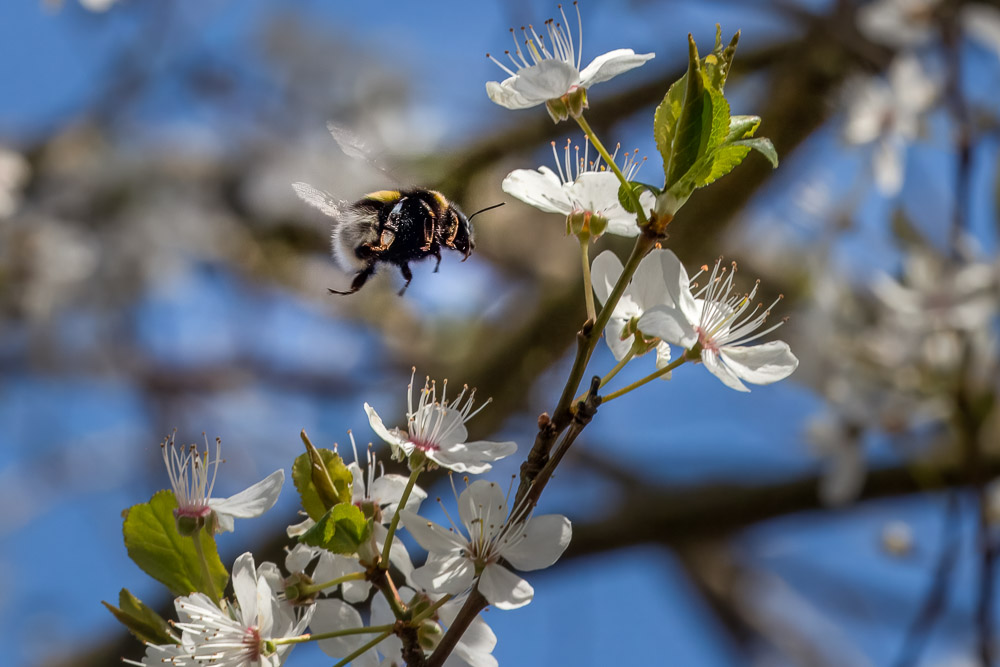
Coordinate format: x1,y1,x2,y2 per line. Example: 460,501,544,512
573,345,635,404
380,466,422,570
273,624,395,646
575,113,649,227
299,571,367,597
602,355,689,402
411,594,453,626
331,628,395,667
191,532,221,606
580,238,596,322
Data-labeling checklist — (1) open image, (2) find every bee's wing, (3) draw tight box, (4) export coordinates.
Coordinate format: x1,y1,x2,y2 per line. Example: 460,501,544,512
326,122,398,181
292,182,348,219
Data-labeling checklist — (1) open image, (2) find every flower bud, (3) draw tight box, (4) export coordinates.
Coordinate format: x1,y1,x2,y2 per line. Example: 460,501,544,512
282,572,317,606
567,210,608,241
417,620,444,651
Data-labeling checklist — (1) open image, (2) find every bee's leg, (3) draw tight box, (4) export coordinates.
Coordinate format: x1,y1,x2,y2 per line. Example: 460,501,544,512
397,262,414,296
441,210,460,249
366,228,396,253
432,247,443,273
329,264,375,295
420,200,436,251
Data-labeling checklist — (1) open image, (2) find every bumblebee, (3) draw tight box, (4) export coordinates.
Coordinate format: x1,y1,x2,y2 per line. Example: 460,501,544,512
294,182,501,295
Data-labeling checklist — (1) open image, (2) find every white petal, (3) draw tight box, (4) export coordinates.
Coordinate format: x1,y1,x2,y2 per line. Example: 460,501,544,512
485,79,534,110
365,403,407,452
412,553,477,595
313,599,375,658
590,249,624,306
399,509,466,553
654,341,673,379
430,440,517,475
459,480,508,540
371,473,426,516
284,543,318,574
499,514,572,571
208,470,284,527
478,563,534,610
501,167,572,215
638,305,696,347
630,249,675,311
578,49,655,88
702,350,750,392
657,251,699,324
604,318,634,361
505,60,579,103
313,553,365,600
255,575,274,637
451,643,499,667
719,340,799,385
231,552,258,625
439,603,498,654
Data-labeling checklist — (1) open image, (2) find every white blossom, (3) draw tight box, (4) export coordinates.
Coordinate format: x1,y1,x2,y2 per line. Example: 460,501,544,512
401,479,571,610
371,588,498,667
637,252,799,392
857,0,940,47
0,147,29,219
485,3,654,110
163,434,284,534
502,138,653,237
842,54,937,196
127,553,312,666
591,248,692,373
365,371,517,474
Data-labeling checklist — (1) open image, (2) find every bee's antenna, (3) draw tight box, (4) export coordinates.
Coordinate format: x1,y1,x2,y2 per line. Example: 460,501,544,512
468,202,505,221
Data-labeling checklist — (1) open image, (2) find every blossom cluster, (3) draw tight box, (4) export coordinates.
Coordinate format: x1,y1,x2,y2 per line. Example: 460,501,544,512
109,5,801,667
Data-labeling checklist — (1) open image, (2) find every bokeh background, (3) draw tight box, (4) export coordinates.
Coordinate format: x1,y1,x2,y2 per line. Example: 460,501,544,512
3,0,1000,665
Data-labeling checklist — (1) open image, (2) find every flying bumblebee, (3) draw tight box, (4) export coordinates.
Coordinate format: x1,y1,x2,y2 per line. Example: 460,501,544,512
293,183,500,295
293,125,502,295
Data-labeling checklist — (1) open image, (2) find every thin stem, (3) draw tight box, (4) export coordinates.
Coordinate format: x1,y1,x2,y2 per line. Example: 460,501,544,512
411,594,453,625
575,113,649,227
273,624,395,646
332,629,395,667
380,466,422,569
299,571,366,597
573,345,635,404
580,238,596,322
602,355,688,402
191,532,220,606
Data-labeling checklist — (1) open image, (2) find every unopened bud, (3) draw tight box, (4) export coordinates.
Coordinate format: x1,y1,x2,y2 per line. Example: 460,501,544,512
418,620,444,650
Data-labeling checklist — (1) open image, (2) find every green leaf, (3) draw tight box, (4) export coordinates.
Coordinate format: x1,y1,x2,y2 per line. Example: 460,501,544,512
293,432,353,521
617,181,661,214
122,490,229,597
703,26,740,91
299,502,371,555
726,115,761,142
103,588,176,645
730,137,779,168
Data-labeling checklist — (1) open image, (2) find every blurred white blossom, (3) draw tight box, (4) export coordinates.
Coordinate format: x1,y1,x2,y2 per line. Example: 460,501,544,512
843,54,937,196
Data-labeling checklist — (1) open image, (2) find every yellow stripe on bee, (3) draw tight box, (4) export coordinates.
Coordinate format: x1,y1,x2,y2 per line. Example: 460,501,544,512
428,190,450,208
363,190,402,203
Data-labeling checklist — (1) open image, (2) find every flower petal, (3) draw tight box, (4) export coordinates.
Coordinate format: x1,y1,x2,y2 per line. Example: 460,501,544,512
501,167,572,215
365,403,407,453
208,470,284,527
703,349,750,392
231,552,258,625
603,318,634,361
499,514,572,571
590,249,624,306
485,79,534,109
578,49,655,88
631,249,676,311
313,599,377,659
504,60,579,103
478,563,534,610
658,250,699,324
431,440,517,475
638,305,696,348
719,340,799,386
412,553,476,595
371,473,427,518
399,509,466,553
655,341,673,379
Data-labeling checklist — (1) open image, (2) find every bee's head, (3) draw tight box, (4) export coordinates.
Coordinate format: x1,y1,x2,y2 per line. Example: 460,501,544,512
451,207,474,259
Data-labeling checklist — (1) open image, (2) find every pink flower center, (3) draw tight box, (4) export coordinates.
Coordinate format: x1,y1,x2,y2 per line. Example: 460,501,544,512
243,626,263,660
174,505,212,520
696,327,719,354
409,437,441,453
